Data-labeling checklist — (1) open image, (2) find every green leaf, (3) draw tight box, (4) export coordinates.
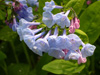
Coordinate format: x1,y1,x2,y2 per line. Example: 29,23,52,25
75,29,89,43
0,26,17,42
79,1,100,44
8,64,30,75
65,0,85,15
42,59,85,74
0,51,7,61
0,10,6,20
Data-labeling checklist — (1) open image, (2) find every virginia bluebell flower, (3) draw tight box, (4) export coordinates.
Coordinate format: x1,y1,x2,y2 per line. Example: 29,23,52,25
81,43,96,58
56,29,71,50
64,50,81,60
47,27,65,58
32,30,51,56
55,10,70,28
16,6,34,21
17,19,40,41
42,12,56,28
67,34,82,51
23,31,45,50
43,0,63,12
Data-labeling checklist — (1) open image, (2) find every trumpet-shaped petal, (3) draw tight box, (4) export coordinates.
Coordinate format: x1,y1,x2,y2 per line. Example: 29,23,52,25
56,29,71,49
42,12,55,28
17,19,40,41
32,30,51,56
67,34,82,50
23,31,45,50
47,27,58,48
16,6,34,21
55,10,70,28
81,43,96,58
64,50,81,60
43,0,62,12
48,48,65,59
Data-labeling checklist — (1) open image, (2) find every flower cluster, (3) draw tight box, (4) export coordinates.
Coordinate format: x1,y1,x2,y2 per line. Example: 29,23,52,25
5,0,96,64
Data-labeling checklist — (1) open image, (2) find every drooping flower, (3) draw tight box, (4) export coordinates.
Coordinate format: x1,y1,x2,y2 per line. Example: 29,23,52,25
43,0,63,12
81,43,96,58
69,19,75,33
56,29,71,50
54,10,70,28
23,31,45,50
74,17,80,29
64,50,81,60
17,19,40,41
42,12,56,28
67,34,82,51
32,30,51,56
48,27,65,58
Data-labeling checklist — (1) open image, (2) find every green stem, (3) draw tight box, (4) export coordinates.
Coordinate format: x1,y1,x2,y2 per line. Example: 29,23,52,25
10,41,19,63
22,41,31,66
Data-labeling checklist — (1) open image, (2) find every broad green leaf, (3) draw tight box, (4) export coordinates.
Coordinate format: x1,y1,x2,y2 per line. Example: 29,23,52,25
79,1,100,44
65,0,85,15
8,64,30,75
0,26,17,42
0,51,7,61
42,59,85,74
75,29,89,43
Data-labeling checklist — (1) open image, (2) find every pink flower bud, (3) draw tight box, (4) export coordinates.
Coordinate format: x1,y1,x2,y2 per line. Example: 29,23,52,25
69,25,75,33
87,0,91,5
78,56,87,64
74,17,80,29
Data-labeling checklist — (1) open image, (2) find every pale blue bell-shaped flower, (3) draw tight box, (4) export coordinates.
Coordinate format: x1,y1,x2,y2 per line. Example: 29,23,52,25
48,48,65,59
48,27,65,58
64,50,81,60
32,30,51,56
56,29,71,50
23,31,45,50
17,19,40,41
67,34,82,51
81,43,96,58
43,0,63,12
42,12,56,28
47,27,58,48
54,10,70,28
